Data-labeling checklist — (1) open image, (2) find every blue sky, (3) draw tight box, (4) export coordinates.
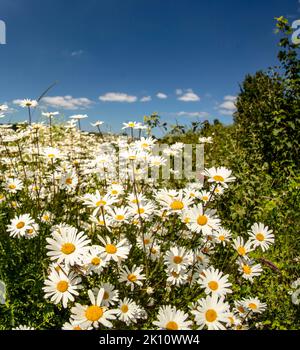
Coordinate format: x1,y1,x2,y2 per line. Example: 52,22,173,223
0,0,299,132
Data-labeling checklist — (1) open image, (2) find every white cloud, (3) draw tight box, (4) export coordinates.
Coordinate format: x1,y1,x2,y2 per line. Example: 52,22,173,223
177,89,200,102
140,96,152,102
218,95,237,115
175,89,183,95
156,92,168,99
99,92,137,103
71,50,84,57
176,111,209,118
41,95,93,110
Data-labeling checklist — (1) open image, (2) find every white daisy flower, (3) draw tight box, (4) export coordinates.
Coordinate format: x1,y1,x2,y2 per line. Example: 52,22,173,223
153,305,192,330
198,267,232,297
248,222,274,252
7,214,35,238
97,235,131,263
46,226,91,266
70,289,118,329
119,265,146,291
164,246,193,273
202,166,236,188
43,269,82,308
191,295,230,330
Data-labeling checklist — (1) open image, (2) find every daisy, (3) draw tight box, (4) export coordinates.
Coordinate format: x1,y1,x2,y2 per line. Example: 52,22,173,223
133,137,156,151
12,325,35,330
153,305,192,330
46,226,91,266
70,289,118,329
164,246,193,273
81,190,117,213
198,190,211,203
166,269,188,286
237,259,263,283
242,297,267,314
148,244,161,261
192,295,230,330
149,155,167,167
25,222,40,239
5,178,23,193
214,228,232,246
107,206,132,225
62,320,92,330
248,222,274,252
193,249,210,268
40,211,53,224
128,201,155,220
119,265,146,291
232,237,254,258
60,171,78,191
203,166,236,188
42,147,61,161
90,121,104,127
136,232,154,250
122,121,139,129
70,114,88,120
98,235,131,263
198,267,232,297
157,190,194,214
107,184,124,197
18,99,38,108
43,269,82,308
187,205,220,235
99,282,119,307
42,111,59,118
83,245,107,275
116,298,139,325
7,214,35,238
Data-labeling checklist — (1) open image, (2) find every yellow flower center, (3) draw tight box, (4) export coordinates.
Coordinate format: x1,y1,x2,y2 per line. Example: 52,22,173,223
111,190,118,195
48,154,55,158
238,306,245,313
237,246,246,256
138,208,145,214
16,221,25,229
43,215,49,221
141,143,149,148
129,155,136,160
213,175,224,182
128,123,135,127
144,238,150,244
166,321,179,330
121,305,129,313
85,305,103,321
8,184,16,189
170,200,184,210
184,217,190,223
202,196,209,201
73,326,82,330
61,243,76,255
205,309,217,322
91,257,101,266
173,256,183,264
56,280,69,293
127,274,137,282
248,303,257,310
208,281,219,291
105,244,117,254
219,235,225,241
151,247,157,254
243,265,252,275
98,219,105,225
197,215,208,226
65,178,72,185
27,228,34,234
256,233,265,241
96,200,106,207
171,271,179,277
115,214,125,221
